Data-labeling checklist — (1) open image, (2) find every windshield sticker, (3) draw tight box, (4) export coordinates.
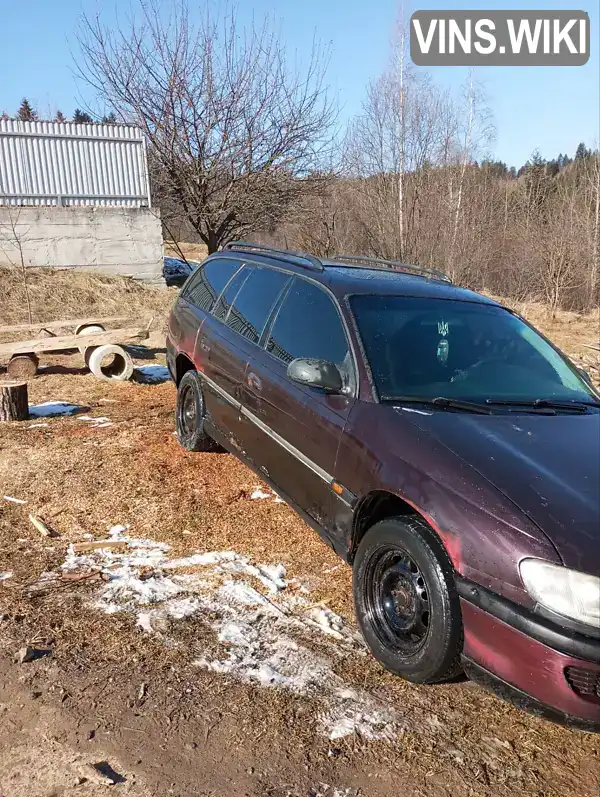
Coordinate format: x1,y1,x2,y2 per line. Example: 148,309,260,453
437,338,449,364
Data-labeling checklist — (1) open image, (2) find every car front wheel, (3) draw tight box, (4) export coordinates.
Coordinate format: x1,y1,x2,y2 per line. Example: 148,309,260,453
353,515,463,683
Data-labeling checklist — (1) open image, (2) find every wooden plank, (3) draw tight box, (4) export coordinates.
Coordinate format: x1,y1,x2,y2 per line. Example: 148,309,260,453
0,327,149,357
0,315,131,334
71,540,129,553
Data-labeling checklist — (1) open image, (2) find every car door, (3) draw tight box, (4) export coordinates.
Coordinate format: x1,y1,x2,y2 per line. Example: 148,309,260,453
195,263,252,444
200,263,293,450
240,276,357,535
171,256,242,361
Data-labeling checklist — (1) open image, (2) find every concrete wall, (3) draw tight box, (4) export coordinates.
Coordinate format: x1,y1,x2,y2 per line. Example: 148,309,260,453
0,206,164,285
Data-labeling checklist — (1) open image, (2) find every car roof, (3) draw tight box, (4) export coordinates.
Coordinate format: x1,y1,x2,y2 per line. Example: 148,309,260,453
214,243,500,307
320,262,498,304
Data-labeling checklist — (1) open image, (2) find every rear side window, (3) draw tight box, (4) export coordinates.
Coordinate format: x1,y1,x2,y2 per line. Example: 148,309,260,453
227,267,291,343
213,266,252,321
267,278,349,367
183,257,242,311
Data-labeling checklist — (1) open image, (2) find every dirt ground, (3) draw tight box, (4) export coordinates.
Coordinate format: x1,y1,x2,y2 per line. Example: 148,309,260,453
0,278,599,797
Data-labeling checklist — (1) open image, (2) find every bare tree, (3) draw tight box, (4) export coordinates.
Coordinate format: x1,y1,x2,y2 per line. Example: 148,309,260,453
76,1,337,253
584,152,600,308
441,73,496,283
346,61,456,262
0,206,33,323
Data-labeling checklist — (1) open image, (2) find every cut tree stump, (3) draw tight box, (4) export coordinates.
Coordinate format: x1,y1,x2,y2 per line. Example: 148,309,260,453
7,353,39,380
0,381,29,422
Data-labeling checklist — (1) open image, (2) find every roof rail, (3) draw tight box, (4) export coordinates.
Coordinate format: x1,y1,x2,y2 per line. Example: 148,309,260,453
223,241,324,272
328,255,452,283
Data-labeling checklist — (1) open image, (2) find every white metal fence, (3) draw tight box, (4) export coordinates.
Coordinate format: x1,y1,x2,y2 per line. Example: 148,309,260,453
0,120,151,207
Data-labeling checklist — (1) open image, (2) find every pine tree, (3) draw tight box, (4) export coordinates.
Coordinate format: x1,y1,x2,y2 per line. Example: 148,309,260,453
102,111,117,123
17,98,38,121
575,142,590,161
73,109,94,123
55,111,66,123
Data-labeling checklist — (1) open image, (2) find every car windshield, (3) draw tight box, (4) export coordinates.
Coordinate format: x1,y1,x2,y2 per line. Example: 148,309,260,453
350,295,598,405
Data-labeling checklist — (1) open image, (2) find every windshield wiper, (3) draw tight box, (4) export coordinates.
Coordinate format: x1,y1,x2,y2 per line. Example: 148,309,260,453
485,398,598,413
385,396,493,415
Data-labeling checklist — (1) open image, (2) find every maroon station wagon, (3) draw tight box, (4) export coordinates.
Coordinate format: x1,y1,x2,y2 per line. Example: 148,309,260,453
166,242,600,730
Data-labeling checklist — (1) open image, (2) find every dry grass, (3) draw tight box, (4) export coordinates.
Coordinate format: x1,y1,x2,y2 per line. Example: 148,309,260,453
0,266,175,330
164,240,207,262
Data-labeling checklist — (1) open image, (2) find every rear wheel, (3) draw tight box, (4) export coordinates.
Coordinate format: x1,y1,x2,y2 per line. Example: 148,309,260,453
353,516,463,683
175,370,217,452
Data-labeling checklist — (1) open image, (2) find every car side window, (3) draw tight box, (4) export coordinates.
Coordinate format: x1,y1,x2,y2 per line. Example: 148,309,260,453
213,266,252,321
267,278,354,389
226,267,291,344
182,257,243,312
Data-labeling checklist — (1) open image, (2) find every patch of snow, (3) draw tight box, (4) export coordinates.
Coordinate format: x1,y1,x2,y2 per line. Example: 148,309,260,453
29,401,86,418
78,415,112,429
250,487,271,500
305,608,347,641
55,532,403,742
27,422,49,429
249,486,285,504
135,364,171,383
324,692,398,741
3,495,26,504
219,580,268,606
0,572,13,582
165,551,237,569
137,612,154,634
222,558,286,594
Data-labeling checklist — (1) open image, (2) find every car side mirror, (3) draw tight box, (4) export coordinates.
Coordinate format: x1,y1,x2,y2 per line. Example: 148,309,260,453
578,367,593,385
287,358,343,393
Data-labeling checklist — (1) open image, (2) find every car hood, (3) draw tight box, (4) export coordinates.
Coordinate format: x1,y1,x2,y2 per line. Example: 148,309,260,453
397,408,600,574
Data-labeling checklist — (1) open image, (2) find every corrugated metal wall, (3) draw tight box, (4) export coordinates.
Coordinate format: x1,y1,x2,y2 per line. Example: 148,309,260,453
0,120,151,207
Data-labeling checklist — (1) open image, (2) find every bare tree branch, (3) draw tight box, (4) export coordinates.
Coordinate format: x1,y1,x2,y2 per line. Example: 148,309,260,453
75,0,337,253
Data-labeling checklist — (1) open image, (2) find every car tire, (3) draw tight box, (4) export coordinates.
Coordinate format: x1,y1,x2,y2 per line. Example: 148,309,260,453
175,370,218,452
353,515,463,684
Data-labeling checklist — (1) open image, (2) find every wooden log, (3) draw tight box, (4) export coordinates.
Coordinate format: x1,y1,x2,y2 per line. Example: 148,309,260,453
7,353,39,380
0,381,28,422
0,315,131,335
0,326,149,357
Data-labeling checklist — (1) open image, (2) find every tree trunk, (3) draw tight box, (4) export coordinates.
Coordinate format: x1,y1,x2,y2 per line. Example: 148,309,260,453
7,353,39,380
0,381,29,422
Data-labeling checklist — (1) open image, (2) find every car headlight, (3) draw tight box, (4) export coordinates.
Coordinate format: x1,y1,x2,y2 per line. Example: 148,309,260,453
519,559,600,629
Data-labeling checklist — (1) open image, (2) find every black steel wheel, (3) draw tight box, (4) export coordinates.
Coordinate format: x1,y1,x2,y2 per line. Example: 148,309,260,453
353,515,463,683
175,370,218,452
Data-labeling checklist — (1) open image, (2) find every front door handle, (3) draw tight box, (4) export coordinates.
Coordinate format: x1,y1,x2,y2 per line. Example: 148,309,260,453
247,372,262,392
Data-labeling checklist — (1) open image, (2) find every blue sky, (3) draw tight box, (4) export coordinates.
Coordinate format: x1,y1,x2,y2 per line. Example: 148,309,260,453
1,0,598,168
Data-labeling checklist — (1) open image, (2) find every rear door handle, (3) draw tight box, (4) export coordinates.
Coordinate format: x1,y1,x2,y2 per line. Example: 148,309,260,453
247,372,262,392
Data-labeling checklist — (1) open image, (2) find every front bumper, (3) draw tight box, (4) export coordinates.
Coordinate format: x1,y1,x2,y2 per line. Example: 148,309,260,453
457,579,600,731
